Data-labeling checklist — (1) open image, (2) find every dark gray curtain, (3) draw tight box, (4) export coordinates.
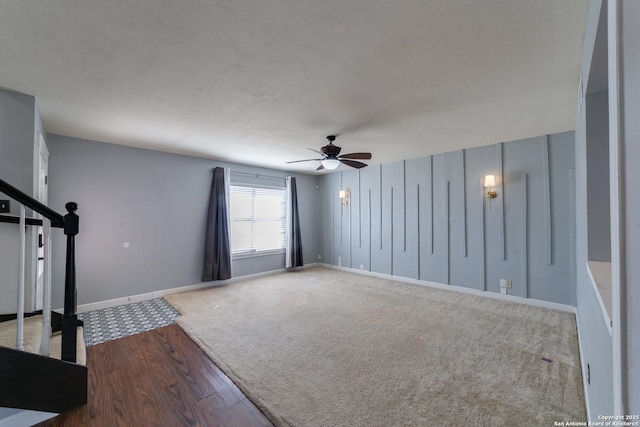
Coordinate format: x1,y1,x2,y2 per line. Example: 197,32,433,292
285,176,303,268
202,167,232,281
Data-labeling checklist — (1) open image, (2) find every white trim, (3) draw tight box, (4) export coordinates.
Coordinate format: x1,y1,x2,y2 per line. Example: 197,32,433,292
585,261,613,336
29,133,48,312
607,0,624,414
322,264,576,314
60,261,575,318
59,260,574,321
575,309,593,422
59,264,320,314
232,248,285,259
230,181,286,190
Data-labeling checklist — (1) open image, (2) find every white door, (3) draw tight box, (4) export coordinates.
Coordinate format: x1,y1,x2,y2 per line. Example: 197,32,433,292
35,134,48,311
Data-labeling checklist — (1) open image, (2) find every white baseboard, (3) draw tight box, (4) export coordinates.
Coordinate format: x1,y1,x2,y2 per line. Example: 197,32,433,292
574,310,592,422
61,261,573,315
59,263,320,314
322,263,577,314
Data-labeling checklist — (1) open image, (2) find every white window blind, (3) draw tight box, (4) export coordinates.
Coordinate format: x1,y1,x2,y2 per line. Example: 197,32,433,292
230,185,287,256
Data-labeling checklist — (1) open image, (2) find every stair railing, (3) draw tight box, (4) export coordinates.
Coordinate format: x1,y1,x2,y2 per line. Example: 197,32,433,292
41,216,53,356
16,204,25,351
0,178,79,363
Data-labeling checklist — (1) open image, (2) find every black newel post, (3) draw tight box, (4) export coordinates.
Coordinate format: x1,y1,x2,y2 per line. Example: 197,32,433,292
62,202,79,363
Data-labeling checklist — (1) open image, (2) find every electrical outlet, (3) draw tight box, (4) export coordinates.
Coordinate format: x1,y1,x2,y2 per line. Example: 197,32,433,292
500,287,507,295
317,254,321,260
360,264,364,270
338,256,342,266
500,279,512,288
0,200,10,213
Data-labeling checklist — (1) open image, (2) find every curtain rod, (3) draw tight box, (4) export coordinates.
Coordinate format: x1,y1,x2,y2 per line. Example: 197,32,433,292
231,171,287,180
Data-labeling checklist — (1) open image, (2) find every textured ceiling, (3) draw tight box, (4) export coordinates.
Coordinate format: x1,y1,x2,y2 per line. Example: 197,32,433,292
0,1,587,174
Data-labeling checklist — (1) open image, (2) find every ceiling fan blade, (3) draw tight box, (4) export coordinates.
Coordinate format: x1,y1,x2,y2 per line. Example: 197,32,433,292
286,158,322,164
338,152,372,160
307,148,323,155
339,159,368,169
316,164,325,171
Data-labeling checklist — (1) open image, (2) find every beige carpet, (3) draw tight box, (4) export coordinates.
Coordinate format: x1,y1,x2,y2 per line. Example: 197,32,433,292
0,316,86,365
165,267,586,426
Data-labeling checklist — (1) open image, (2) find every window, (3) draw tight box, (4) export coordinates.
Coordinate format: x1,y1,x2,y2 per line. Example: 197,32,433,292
230,185,287,257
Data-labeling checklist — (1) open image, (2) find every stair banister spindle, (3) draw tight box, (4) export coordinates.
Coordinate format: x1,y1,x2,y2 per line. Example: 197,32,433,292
16,204,26,351
40,218,52,356
61,202,79,362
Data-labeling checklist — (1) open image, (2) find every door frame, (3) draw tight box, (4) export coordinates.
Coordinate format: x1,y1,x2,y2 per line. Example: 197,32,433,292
26,133,49,312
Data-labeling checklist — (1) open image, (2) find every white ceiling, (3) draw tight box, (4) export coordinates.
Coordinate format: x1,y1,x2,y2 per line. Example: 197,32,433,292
0,1,587,174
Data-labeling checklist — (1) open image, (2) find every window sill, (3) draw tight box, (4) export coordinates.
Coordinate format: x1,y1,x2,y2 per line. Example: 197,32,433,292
586,260,612,336
232,249,285,260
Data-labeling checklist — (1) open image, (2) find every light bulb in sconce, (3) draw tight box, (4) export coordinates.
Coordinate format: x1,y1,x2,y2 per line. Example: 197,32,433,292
339,190,349,206
322,158,340,170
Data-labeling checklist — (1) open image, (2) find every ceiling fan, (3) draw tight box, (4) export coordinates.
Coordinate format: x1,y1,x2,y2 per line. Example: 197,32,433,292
286,135,372,170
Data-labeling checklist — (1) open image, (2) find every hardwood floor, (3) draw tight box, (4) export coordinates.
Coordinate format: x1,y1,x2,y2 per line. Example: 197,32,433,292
38,324,273,427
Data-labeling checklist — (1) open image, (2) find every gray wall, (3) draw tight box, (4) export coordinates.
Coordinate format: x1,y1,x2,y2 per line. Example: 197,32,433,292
320,132,575,305
0,90,35,197
47,135,320,308
621,0,640,412
0,89,36,314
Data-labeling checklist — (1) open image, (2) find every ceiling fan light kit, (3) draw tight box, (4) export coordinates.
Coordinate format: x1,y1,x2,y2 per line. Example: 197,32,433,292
321,158,341,170
286,135,372,171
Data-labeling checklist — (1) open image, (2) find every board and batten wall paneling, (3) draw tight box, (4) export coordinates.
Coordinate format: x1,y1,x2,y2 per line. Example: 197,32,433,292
406,157,427,281
521,173,529,298
403,160,407,252
340,172,343,249
319,131,575,305
359,166,380,272
417,183,421,279
461,150,468,258
533,132,575,303
358,170,362,248
372,164,392,275
444,180,450,285
341,169,359,269
429,155,434,254
393,160,419,280
479,177,487,291
416,156,432,280
365,165,387,274
390,186,394,275
541,135,552,265
367,189,372,270
497,143,506,261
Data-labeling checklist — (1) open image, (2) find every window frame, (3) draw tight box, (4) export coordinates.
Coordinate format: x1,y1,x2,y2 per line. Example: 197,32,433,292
229,182,287,259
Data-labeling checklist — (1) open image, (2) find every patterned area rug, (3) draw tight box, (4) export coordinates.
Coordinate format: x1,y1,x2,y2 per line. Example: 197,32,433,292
79,298,179,346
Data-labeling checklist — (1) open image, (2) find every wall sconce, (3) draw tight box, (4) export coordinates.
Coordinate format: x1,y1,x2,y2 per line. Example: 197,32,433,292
484,175,497,199
484,175,498,211
339,190,349,206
